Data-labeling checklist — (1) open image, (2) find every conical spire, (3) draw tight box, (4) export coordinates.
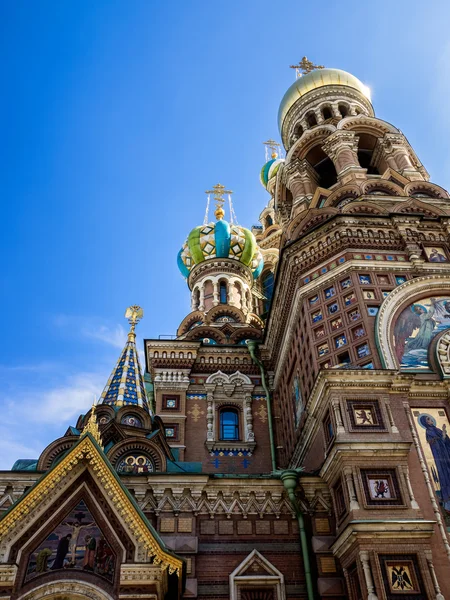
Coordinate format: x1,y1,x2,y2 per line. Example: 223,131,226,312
98,306,150,413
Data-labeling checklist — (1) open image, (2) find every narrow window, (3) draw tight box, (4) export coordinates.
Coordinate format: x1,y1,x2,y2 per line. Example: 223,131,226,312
219,281,227,304
262,271,275,313
220,408,239,440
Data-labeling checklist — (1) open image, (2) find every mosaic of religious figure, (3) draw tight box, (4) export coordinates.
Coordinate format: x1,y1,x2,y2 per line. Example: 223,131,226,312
26,500,115,582
116,453,154,474
393,296,450,370
424,247,448,263
121,414,143,428
413,409,450,515
292,374,303,428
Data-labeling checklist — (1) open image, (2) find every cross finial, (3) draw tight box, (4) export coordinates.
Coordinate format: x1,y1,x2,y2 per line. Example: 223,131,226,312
263,139,282,160
125,305,144,334
205,183,232,221
289,56,324,79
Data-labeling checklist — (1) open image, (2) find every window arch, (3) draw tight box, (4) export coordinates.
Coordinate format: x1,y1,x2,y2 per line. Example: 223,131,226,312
220,408,240,441
265,215,273,228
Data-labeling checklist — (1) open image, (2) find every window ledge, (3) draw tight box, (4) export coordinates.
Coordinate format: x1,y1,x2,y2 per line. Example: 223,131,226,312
206,440,256,454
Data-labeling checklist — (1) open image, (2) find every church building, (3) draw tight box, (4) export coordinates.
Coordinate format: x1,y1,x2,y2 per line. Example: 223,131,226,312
1,57,450,600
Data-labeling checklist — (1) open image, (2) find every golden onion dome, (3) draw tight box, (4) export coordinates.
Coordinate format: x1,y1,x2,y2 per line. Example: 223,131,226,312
278,68,371,132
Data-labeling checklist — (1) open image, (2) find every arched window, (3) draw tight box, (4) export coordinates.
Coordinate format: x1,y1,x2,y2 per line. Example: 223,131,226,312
220,408,239,440
322,106,333,120
262,271,275,313
265,215,273,228
219,281,227,304
306,111,317,127
338,103,348,117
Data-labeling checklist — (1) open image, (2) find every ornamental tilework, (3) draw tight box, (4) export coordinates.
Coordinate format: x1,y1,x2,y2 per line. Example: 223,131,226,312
98,338,149,412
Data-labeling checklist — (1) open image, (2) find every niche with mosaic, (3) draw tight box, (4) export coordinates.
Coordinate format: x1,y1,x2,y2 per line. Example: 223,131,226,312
26,500,115,583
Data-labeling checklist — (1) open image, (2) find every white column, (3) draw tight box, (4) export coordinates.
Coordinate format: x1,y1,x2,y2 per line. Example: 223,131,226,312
331,398,345,434
206,393,214,442
359,551,378,600
402,465,420,509
344,467,360,511
244,395,254,441
424,549,445,600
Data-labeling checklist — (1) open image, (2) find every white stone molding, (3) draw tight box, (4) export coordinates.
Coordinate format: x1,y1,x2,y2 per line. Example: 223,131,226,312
403,401,450,561
17,580,115,600
229,549,286,600
204,371,255,452
359,551,378,600
435,330,450,378
331,398,345,435
375,275,450,370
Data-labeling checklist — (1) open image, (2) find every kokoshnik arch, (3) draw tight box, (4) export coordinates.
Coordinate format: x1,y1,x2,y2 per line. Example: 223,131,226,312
2,56,450,600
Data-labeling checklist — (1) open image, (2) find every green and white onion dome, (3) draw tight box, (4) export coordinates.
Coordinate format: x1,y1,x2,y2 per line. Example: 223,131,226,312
260,153,284,190
178,220,264,280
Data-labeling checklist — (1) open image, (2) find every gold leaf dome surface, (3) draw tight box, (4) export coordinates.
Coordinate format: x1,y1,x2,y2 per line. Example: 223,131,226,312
278,68,371,132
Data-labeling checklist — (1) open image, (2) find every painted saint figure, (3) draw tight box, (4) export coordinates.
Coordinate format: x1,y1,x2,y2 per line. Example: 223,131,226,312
419,414,450,510
406,301,437,351
83,535,97,571
51,534,71,570
35,548,53,573
428,248,447,263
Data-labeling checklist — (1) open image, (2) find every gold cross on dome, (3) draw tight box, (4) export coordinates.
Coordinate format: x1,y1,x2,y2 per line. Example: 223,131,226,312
290,56,324,78
263,139,281,159
205,183,232,221
125,305,144,332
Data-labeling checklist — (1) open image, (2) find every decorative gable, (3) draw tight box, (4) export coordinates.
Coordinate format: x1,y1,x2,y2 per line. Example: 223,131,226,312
0,434,184,600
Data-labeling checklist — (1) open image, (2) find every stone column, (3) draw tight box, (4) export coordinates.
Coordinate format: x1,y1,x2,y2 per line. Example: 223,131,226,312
206,393,214,442
212,281,219,306
384,399,399,434
424,549,445,600
344,467,360,511
244,394,254,442
359,551,379,600
198,285,205,312
285,158,320,202
322,131,365,180
331,398,346,434
402,465,420,509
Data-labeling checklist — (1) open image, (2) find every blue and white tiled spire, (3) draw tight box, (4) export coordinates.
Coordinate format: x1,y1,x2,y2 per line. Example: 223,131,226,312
98,306,150,413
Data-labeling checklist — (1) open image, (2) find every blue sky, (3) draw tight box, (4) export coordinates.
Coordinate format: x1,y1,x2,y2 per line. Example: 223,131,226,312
1,0,450,468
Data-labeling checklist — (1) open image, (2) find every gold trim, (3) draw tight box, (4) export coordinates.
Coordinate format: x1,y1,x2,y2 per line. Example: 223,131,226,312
0,435,182,575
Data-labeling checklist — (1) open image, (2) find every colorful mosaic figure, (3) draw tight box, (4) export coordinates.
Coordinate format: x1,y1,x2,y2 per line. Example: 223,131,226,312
415,410,450,512
116,454,154,474
292,374,303,428
394,296,450,370
26,500,115,582
425,247,448,263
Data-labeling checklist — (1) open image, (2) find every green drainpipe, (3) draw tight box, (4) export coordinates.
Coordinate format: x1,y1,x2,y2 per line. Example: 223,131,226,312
246,342,315,600
246,340,277,472
280,469,315,600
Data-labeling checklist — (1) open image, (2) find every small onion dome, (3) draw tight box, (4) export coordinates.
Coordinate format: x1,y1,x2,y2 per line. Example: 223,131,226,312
177,220,264,280
260,153,284,189
278,68,371,133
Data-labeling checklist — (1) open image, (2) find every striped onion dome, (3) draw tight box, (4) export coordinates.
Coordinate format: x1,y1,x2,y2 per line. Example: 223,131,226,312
260,155,284,189
177,219,264,280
